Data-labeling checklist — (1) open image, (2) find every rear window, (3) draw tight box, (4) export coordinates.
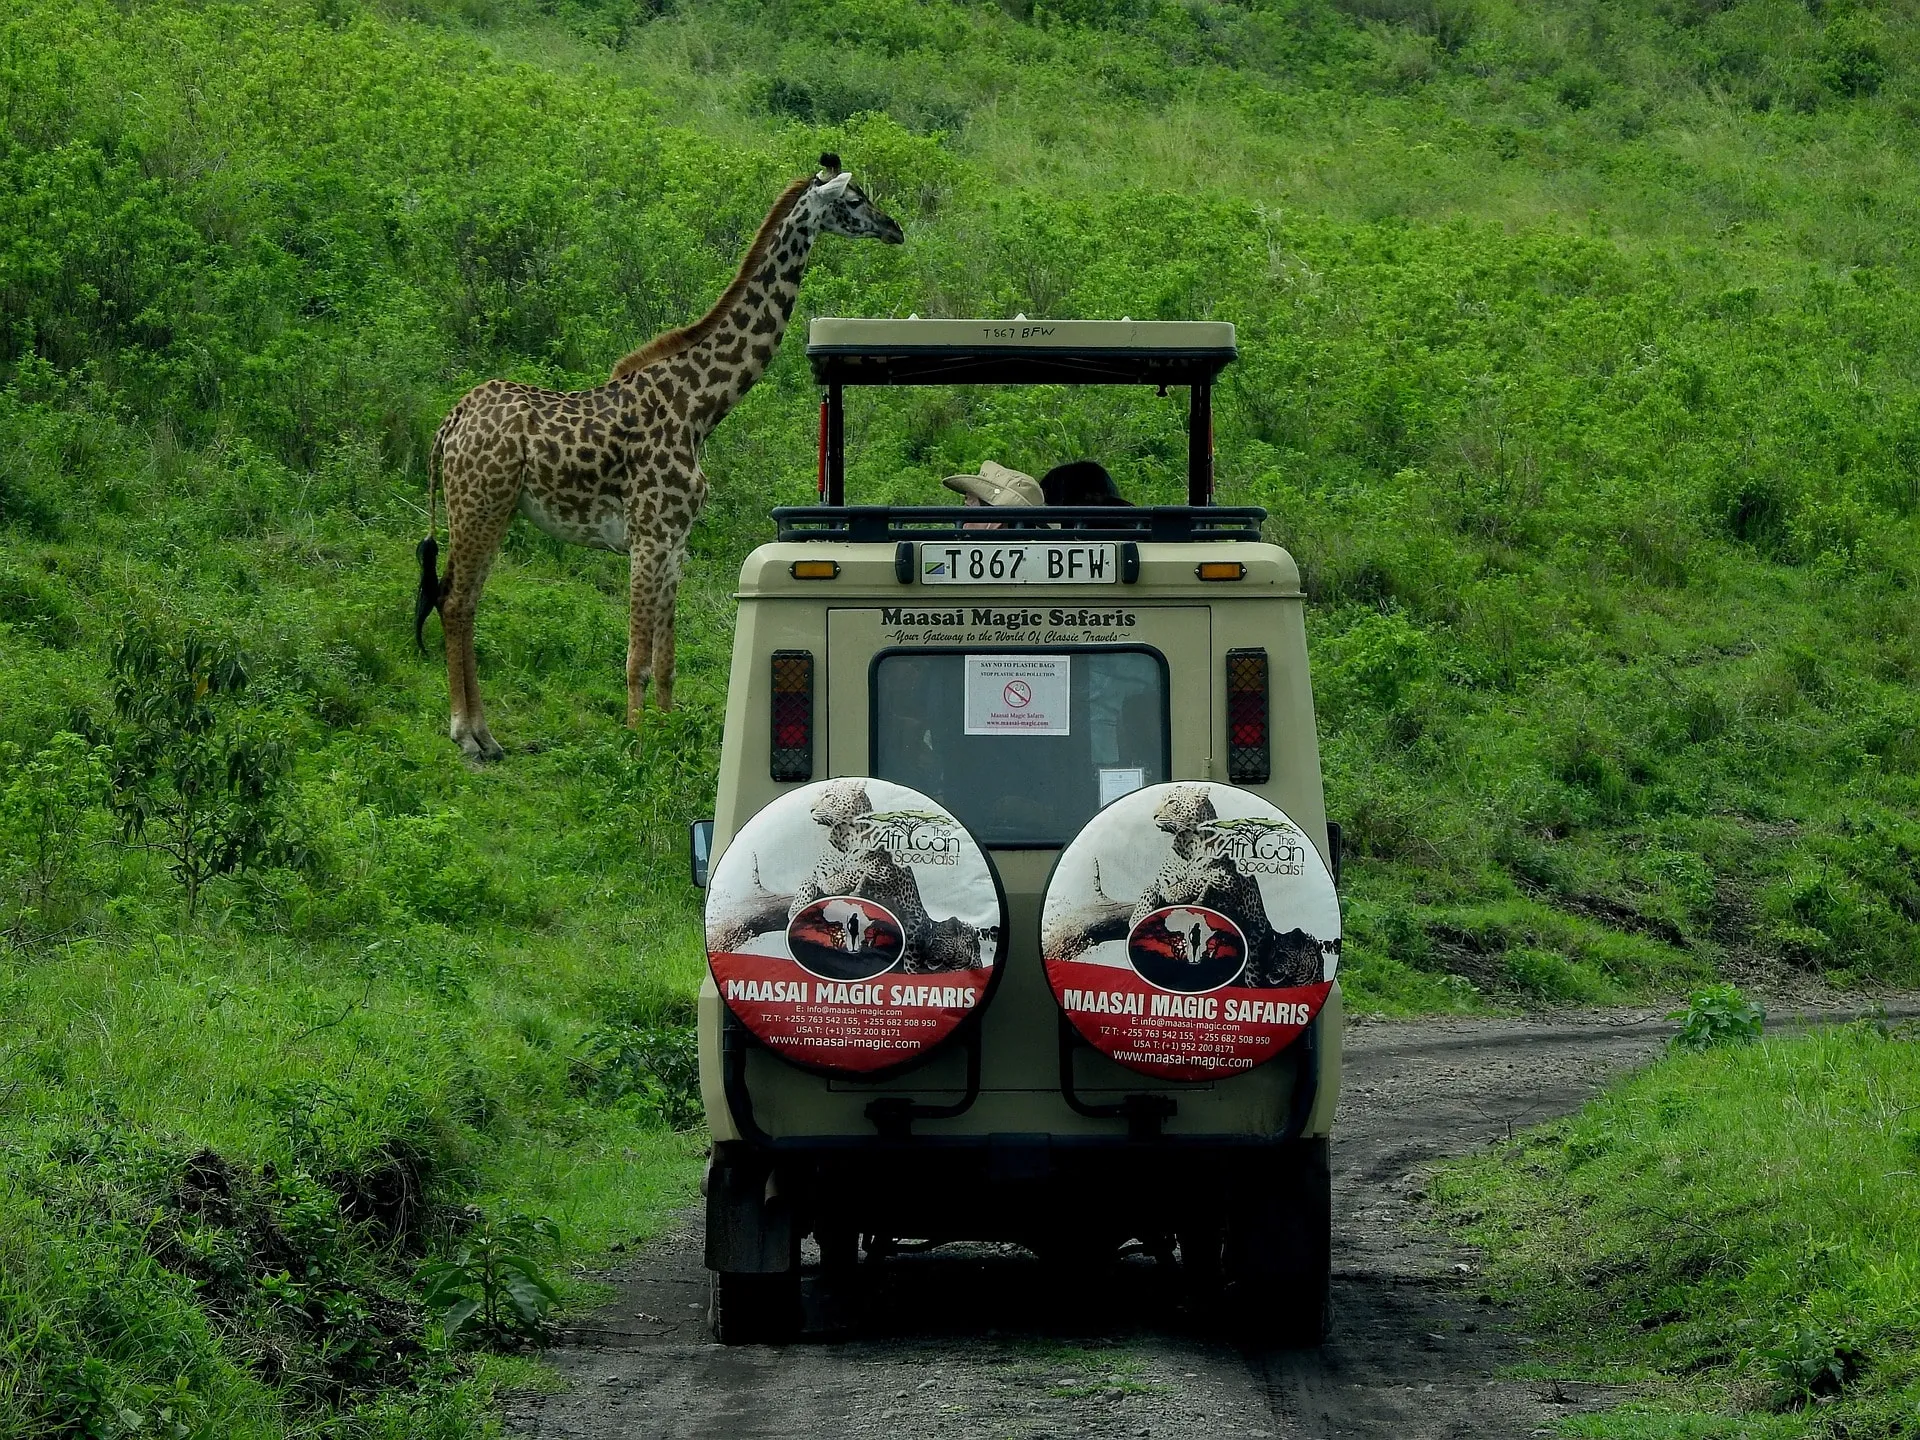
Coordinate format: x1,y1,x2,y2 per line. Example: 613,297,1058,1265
872,649,1168,847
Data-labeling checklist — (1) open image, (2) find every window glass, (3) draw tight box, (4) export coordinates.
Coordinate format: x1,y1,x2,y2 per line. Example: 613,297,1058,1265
873,650,1168,846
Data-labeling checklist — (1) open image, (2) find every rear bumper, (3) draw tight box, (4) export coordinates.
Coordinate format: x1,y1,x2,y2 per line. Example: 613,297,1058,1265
705,1134,1327,1270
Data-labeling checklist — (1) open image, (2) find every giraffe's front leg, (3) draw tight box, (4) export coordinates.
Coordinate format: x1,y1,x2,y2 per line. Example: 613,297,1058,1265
626,540,658,732
651,544,684,714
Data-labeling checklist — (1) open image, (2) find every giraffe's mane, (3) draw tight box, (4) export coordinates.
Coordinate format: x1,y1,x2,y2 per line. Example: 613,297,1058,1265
609,176,813,381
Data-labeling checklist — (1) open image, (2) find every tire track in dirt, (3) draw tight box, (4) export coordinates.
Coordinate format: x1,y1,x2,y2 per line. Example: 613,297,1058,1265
506,1004,1911,1440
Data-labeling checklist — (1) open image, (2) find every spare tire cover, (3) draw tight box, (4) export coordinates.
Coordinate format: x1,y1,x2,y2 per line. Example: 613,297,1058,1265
705,778,1006,1076
1042,782,1339,1081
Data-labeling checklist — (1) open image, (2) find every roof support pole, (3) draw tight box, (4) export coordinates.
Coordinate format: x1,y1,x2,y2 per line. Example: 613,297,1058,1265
826,382,846,506
1187,381,1213,506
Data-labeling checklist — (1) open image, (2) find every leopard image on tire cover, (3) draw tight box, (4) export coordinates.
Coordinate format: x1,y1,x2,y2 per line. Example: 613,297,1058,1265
1041,782,1339,1081
705,778,1006,1075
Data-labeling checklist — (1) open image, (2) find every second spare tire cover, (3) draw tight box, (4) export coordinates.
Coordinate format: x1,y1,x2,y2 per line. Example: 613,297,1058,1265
705,778,1006,1076
1042,782,1339,1081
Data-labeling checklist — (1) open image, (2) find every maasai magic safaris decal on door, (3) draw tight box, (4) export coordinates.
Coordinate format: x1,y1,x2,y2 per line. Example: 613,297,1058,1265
1041,783,1340,1081
704,779,1005,1075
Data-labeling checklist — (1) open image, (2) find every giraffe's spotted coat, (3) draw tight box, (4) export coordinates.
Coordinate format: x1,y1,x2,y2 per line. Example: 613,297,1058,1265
421,170,902,762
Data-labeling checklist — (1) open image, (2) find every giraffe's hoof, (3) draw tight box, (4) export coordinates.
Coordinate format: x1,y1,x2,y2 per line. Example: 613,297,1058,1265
453,730,505,764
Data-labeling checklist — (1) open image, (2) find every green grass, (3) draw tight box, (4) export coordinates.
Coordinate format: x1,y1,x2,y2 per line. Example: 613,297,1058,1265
7,0,1920,1430
1435,1019,1920,1436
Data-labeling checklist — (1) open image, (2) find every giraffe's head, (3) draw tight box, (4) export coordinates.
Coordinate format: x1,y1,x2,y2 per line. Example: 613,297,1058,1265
804,153,904,245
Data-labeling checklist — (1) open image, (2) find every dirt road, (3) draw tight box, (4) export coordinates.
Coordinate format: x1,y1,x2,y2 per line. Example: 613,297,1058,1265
502,1007,1862,1440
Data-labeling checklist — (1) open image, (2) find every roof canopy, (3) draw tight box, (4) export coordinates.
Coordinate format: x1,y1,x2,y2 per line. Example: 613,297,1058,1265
806,318,1237,386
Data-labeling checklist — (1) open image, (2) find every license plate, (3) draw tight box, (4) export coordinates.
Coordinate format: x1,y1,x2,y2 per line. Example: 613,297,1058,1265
919,542,1117,585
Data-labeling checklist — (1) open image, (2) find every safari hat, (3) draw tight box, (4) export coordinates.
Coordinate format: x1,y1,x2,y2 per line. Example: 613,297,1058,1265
943,460,1043,507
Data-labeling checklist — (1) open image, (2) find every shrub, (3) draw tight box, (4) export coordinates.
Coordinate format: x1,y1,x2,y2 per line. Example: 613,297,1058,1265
1668,984,1764,1051
416,1210,562,1347
572,1020,702,1131
0,731,110,941
106,625,294,919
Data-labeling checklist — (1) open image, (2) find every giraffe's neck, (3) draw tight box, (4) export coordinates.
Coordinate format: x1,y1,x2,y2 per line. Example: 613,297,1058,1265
675,205,819,437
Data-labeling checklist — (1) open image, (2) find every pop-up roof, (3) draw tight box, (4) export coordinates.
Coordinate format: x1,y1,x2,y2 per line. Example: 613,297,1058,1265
806,318,1238,386
803,318,1238,507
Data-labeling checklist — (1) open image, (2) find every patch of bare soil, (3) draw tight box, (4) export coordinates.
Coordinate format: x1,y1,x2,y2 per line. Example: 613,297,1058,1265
505,1002,1912,1440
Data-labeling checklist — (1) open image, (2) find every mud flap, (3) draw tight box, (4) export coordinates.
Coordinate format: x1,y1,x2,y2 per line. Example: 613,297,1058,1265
1225,1137,1332,1347
704,1142,794,1274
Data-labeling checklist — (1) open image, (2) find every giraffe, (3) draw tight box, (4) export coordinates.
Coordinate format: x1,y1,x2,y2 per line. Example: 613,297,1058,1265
414,156,902,762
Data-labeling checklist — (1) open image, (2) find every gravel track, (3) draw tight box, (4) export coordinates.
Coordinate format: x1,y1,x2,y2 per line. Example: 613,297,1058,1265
506,1004,1908,1440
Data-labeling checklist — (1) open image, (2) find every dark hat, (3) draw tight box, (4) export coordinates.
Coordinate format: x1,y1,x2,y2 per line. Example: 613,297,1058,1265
1040,460,1125,506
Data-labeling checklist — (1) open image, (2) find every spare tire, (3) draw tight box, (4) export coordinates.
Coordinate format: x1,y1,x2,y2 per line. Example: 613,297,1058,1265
1041,782,1339,1082
705,778,1007,1077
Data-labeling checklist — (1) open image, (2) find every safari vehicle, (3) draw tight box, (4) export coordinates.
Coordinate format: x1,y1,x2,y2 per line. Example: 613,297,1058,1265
692,318,1343,1346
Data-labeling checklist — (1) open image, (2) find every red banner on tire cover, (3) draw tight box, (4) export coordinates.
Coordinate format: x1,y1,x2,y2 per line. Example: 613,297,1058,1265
1041,783,1340,1081
705,779,1005,1076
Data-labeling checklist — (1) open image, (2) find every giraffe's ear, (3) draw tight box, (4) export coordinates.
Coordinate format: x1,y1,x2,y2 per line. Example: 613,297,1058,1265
816,171,852,199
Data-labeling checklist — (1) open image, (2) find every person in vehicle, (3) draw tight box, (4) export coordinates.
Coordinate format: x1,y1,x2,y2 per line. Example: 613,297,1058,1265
1039,459,1127,506
1041,459,1136,530
943,460,1043,528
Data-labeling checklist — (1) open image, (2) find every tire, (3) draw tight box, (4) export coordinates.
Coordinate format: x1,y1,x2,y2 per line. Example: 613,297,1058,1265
1177,1220,1224,1303
708,1269,801,1345
1224,1138,1332,1348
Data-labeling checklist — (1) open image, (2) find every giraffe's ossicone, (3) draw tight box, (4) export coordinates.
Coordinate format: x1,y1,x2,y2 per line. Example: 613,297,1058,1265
414,158,903,762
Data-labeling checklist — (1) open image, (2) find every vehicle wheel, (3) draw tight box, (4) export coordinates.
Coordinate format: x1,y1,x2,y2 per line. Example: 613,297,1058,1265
1178,1220,1225,1303
708,1269,801,1345
817,1225,859,1274
1224,1138,1331,1348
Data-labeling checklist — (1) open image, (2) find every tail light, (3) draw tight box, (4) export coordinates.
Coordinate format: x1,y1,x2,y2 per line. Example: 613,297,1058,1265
770,650,814,781
1226,648,1269,785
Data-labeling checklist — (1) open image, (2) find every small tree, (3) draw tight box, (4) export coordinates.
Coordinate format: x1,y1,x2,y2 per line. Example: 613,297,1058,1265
0,731,111,942
108,624,292,919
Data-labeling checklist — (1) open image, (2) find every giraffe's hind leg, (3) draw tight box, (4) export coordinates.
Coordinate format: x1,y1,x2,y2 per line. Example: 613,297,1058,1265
441,461,516,764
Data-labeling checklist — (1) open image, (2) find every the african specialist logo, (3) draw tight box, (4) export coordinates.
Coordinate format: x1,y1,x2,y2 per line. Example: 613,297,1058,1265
785,896,905,982
859,810,962,866
1204,819,1309,876
1128,904,1248,995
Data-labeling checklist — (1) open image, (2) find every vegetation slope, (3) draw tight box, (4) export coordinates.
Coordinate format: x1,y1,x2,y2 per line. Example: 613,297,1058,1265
4,0,1920,1432
1438,1010,1920,1437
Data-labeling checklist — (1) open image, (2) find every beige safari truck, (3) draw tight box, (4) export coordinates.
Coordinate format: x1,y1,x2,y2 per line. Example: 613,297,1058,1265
691,319,1343,1345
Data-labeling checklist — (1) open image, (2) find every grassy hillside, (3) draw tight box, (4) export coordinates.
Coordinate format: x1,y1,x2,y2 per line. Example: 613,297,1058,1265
1437,1012,1920,1437
5,0,1920,1431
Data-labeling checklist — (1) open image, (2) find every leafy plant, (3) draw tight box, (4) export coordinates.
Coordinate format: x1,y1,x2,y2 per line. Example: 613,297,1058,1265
1766,1322,1867,1409
106,624,293,918
574,1020,702,1130
417,1211,563,1346
1668,984,1765,1051
0,730,110,940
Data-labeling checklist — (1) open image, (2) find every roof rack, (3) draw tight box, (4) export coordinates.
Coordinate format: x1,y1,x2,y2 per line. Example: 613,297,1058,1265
804,319,1239,507
772,505,1267,544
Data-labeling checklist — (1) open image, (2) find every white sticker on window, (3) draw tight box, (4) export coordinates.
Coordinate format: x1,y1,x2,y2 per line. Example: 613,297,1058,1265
964,655,1070,736
1098,766,1146,807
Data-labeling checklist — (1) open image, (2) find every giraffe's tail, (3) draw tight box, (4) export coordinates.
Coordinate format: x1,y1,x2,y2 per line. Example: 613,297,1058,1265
415,416,451,653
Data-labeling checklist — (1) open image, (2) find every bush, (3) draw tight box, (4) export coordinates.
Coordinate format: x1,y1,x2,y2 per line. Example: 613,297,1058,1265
107,625,295,919
0,731,110,941
1668,983,1764,1051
